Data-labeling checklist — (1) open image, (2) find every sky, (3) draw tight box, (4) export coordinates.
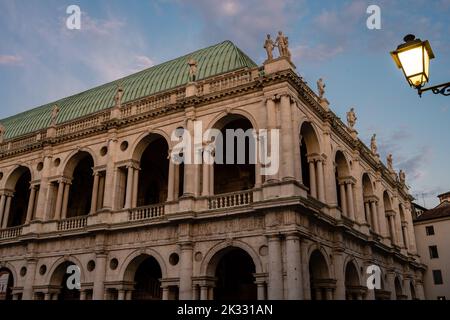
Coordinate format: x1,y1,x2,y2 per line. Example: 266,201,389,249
0,0,449,208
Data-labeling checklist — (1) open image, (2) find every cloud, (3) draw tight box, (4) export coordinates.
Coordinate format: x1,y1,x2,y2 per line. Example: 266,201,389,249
291,44,344,63
0,55,22,65
178,0,305,59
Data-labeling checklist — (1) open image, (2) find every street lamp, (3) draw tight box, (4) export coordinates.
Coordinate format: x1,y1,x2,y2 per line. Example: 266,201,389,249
391,34,450,97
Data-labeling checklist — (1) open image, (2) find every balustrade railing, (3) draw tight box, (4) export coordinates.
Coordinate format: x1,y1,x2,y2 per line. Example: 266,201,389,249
0,226,23,239
208,190,253,209
57,216,87,231
129,204,165,221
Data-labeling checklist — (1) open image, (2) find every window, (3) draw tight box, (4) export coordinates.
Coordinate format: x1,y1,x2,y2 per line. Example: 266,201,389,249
426,226,435,235
429,245,439,259
432,270,443,285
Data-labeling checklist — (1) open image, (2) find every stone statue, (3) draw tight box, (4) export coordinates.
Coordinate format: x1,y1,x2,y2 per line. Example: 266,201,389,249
114,85,124,108
275,31,289,58
346,107,357,129
399,170,406,184
387,154,393,170
317,78,326,99
263,34,275,61
285,36,292,59
370,134,378,155
0,123,4,143
187,58,198,82
51,105,60,126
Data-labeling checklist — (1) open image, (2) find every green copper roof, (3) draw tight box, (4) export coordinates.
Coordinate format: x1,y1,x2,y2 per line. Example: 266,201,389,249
1,41,257,140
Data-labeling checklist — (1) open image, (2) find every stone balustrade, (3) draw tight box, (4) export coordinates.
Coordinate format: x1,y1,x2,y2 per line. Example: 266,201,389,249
208,190,253,210
0,226,23,240
128,204,165,221
57,216,87,231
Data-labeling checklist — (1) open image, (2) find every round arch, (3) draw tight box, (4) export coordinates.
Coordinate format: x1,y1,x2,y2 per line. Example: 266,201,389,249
119,248,168,282
62,148,97,178
307,244,332,274
201,240,263,277
131,130,172,162
334,150,351,177
299,120,321,154
45,256,86,285
0,262,17,286
206,109,259,133
4,165,33,190
362,173,374,195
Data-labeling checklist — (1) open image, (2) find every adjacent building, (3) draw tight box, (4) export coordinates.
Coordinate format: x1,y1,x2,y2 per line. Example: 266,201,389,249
0,39,425,300
414,192,450,300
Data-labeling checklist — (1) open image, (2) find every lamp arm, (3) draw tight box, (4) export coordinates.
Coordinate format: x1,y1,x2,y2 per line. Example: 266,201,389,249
417,82,450,97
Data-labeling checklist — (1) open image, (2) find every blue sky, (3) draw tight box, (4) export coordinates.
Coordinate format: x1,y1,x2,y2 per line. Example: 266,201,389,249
0,0,449,207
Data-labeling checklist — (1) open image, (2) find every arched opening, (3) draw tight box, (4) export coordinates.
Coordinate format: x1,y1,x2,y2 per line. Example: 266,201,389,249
66,152,94,217
309,250,332,300
299,122,320,198
334,151,350,214
124,255,162,300
212,247,257,300
213,115,255,195
362,173,375,228
50,261,80,300
137,135,169,206
344,261,362,300
6,167,31,227
0,268,14,300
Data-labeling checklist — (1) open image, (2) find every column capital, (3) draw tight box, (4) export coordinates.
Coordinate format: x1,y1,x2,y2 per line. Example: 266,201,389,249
364,195,379,203
0,189,14,197
338,176,356,185
385,210,396,217
178,241,193,250
266,233,282,241
284,232,300,241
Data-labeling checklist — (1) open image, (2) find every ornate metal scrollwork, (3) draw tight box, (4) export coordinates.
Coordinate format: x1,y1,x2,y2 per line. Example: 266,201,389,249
431,83,450,96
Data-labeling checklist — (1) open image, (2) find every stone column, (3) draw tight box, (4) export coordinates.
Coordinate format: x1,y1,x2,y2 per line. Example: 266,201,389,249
339,183,347,216
364,202,371,226
256,283,266,300
285,233,303,299
35,153,52,220
402,222,410,250
267,235,283,299
2,194,12,228
162,287,170,300
132,167,139,207
183,117,196,196
22,259,37,300
308,160,317,198
346,182,355,221
300,240,311,300
325,288,334,300
90,172,100,214
54,180,65,220
333,251,345,300
25,185,37,223
93,253,107,300
200,286,208,300
386,271,395,300
0,193,6,227
265,97,278,183
61,182,71,219
201,160,210,197
125,290,132,300
44,293,51,300
118,290,125,300
124,166,134,209
179,242,193,300
280,94,295,181
370,201,379,234
80,290,87,301
316,160,325,202
192,285,199,300
167,159,175,201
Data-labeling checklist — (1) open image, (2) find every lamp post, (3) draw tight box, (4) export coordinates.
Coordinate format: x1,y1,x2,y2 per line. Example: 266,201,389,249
391,34,450,97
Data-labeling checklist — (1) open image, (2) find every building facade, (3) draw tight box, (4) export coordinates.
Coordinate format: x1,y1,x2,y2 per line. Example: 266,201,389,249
0,40,425,300
414,192,450,300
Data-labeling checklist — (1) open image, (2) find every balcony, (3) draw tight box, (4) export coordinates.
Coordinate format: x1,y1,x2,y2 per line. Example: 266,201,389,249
208,190,253,210
128,204,165,222
0,226,22,240
57,216,88,231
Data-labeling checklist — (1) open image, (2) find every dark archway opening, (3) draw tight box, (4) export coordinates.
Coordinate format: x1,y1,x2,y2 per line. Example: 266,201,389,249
8,170,31,227
309,250,331,300
67,155,94,217
214,117,255,194
132,256,162,300
0,268,14,300
137,137,169,206
51,261,80,301
214,248,257,300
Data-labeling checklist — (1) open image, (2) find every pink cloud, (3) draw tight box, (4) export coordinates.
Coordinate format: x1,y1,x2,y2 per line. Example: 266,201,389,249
0,55,22,65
